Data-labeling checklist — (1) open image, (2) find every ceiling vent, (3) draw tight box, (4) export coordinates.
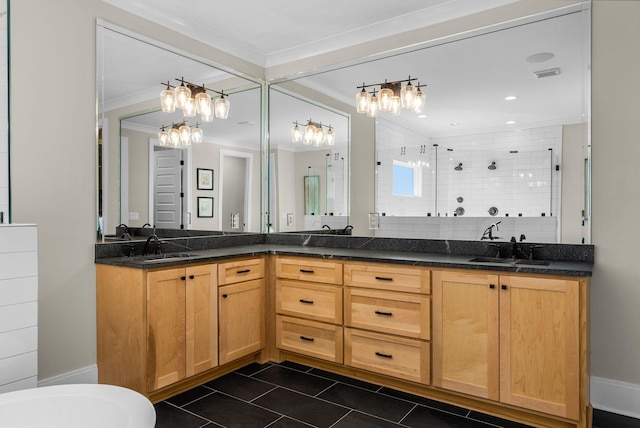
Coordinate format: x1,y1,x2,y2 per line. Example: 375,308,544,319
534,67,561,78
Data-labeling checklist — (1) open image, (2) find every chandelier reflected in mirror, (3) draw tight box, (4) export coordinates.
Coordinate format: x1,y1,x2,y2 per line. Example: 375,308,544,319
160,77,230,121
158,121,204,147
356,76,426,118
291,119,335,146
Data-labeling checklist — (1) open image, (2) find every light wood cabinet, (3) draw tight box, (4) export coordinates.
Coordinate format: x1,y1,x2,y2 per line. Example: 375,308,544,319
147,264,218,391
276,279,342,324
219,279,265,364
277,315,343,363
433,270,583,420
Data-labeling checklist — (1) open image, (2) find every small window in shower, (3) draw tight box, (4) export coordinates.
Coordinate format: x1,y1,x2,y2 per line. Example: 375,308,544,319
393,161,421,197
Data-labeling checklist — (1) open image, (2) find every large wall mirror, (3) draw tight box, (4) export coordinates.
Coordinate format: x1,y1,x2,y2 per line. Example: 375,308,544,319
97,21,263,240
280,3,590,244
267,85,350,232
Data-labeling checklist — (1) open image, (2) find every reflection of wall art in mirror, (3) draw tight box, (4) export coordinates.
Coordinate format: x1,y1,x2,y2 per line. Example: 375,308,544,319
197,168,214,190
198,197,214,217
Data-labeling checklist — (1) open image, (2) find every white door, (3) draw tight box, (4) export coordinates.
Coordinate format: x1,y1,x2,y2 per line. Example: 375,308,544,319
154,146,185,229
220,151,252,232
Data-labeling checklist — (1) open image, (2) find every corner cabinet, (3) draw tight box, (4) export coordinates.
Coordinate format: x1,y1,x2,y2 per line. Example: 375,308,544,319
432,270,586,421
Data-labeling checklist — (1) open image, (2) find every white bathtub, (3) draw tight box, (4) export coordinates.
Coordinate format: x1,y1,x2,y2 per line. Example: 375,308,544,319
0,384,156,428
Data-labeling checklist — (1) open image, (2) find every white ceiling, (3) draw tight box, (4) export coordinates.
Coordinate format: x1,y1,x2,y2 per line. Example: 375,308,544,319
101,1,590,151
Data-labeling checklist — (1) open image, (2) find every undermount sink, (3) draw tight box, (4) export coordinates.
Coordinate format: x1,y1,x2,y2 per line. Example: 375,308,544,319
468,257,550,266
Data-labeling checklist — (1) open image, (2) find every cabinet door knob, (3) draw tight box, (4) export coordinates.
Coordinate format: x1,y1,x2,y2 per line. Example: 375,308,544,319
189,275,195,280
299,299,314,304
180,276,186,281
375,310,393,317
489,284,495,289
375,352,393,359
237,269,250,274
299,336,314,342
222,294,228,298
501,284,508,290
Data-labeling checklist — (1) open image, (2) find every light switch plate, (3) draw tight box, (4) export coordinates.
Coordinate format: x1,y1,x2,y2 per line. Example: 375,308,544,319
129,212,139,221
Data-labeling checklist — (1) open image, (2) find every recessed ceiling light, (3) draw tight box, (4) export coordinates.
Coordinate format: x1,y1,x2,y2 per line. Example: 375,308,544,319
526,52,555,63
418,114,427,119
450,122,460,126
504,95,518,101
506,120,517,125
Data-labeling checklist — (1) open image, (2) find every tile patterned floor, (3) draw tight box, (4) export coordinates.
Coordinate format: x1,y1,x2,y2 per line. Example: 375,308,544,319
153,361,638,428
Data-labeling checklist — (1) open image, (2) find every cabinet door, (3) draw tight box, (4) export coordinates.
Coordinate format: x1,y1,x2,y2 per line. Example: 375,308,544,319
185,264,218,377
432,270,499,400
219,279,265,364
147,268,186,391
499,275,579,419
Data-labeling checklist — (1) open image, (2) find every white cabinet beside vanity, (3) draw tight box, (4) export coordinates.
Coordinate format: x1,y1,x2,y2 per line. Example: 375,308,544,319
0,224,38,392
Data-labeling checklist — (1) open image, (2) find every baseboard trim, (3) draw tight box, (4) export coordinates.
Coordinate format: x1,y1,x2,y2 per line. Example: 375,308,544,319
591,376,640,419
38,364,98,387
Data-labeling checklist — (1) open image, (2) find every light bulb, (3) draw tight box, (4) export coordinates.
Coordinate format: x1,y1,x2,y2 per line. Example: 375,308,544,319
214,95,230,119
413,87,425,113
195,91,211,115
200,103,213,122
291,122,302,143
356,87,370,114
303,123,316,145
314,126,325,146
160,87,175,113
169,127,181,147
390,96,401,116
367,93,379,118
182,97,197,117
378,86,394,111
326,127,335,146
191,126,203,144
401,81,417,109
174,83,191,109
158,129,169,146
179,124,191,145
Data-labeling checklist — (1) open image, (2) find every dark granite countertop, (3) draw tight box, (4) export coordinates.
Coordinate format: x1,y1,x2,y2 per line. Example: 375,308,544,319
95,235,593,277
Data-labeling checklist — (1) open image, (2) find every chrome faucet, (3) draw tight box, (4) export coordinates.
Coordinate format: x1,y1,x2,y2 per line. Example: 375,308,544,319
481,221,501,240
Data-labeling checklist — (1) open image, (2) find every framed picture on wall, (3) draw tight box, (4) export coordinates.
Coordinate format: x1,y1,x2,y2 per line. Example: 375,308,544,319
197,197,214,217
197,168,214,190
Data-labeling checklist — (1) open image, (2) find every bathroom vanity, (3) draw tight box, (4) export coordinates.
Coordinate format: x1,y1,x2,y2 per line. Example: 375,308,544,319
96,234,593,428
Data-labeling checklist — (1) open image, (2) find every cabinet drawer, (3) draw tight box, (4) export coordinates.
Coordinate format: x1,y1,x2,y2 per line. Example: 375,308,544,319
344,263,430,293
276,257,343,284
276,315,343,363
218,257,265,285
276,280,343,324
345,328,430,385
345,288,430,340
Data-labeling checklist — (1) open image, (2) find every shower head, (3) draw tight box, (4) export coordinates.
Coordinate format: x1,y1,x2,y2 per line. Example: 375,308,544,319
454,163,463,171
488,161,497,170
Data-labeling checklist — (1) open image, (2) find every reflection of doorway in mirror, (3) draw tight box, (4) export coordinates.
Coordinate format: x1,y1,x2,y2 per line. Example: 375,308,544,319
304,175,320,216
220,150,253,232
150,144,190,229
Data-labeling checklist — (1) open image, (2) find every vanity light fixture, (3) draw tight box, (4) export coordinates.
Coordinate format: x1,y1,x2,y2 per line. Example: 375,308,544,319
356,76,426,118
160,77,230,122
291,119,335,146
158,121,204,147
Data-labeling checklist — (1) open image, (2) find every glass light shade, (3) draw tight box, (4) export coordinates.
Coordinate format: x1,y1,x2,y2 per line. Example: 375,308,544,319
179,124,191,145
214,96,230,119
367,93,379,118
174,84,191,109
356,88,370,114
158,129,169,146
325,128,335,146
200,103,214,122
195,91,211,115
160,89,176,113
191,126,203,144
182,97,197,117
413,88,426,113
303,123,316,145
291,123,302,143
169,127,181,147
390,96,401,116
314,127,325,146
401,82,417,109
378,87,394,111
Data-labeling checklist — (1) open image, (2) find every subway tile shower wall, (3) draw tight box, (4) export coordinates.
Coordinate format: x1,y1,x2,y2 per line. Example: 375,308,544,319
375,119,562,222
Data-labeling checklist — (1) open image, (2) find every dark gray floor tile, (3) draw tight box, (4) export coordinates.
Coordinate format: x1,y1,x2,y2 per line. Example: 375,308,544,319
468,411,534,428
267,415,316,427
153,401,211,428
184,391,280,428
235,361,274,376
165,385,215,407
378,387,469,416
317,382,414,423
402,405,493,428
308,368,381,391
332,410,406,427
253,364,336,395
253,386,350,428
205,371,276,401
279,360,313,372
593,409,640,428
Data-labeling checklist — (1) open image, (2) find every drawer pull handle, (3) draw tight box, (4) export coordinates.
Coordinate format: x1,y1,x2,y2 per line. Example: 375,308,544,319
375,310,393,317
300,336,315,342
300,269,315,274
299,299,314,304
237,269,251,274
375,276,393,282
375,352,393,359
